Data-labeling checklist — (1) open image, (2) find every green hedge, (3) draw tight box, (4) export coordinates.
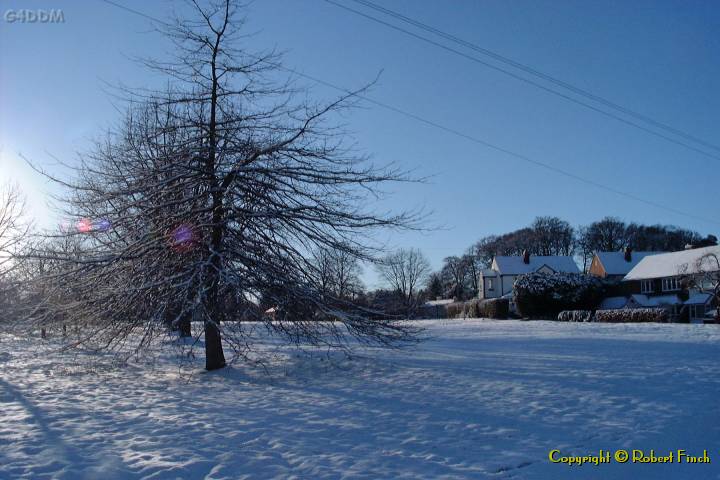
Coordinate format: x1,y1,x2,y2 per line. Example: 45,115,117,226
514,272,606,319
479,298,509,319
446,302,466,318
446,298,509,319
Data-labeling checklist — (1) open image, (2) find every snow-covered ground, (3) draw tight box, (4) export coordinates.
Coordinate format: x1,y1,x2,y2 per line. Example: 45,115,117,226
1,319,719,479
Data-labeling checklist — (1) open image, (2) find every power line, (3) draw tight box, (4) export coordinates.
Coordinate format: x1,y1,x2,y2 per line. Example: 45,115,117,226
347,0,720,155
323,0,720,164
99,0,719,227
101,0,168,25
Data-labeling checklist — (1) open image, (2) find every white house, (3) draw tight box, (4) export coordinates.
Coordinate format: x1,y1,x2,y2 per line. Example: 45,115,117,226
479,251,580,299
612,245,720,322
623,245,720,283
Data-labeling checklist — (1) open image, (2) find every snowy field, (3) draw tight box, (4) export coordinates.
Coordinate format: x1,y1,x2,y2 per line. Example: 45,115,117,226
1,319,719,480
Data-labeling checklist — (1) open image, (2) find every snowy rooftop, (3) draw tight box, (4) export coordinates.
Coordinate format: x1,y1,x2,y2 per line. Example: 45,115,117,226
624,245,720,281
686,292,713,305
630,294,682,307
600,289,713,310
599,296,628,310
595,251,663,275
423,299,454,307
492,255,580,275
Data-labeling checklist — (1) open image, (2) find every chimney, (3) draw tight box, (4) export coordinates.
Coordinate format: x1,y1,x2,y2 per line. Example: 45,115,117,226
522,250,530,264
624,247,632,262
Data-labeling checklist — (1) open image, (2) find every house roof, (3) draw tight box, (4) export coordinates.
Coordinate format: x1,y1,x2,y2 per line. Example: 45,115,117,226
599,289,714,310
686,292,713,305
595,251,663,276
629,294,683,307
480,268,497,277
599,296,628,309
424,299,454,307
492,255,580,275
624,245,720,281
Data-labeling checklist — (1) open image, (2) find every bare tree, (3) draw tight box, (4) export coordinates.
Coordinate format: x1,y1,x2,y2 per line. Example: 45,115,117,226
14,235,85,338
470,236,498,269
575,226,594,273
683,251,720,321
311,246,364,301
578,217,628,252
462,244,489,298
425,272,443,300
377,248,430,316
440,256,468,301
0,184,30,320
330,249,364,301
626,223,707,251
0,184,29,277
25,0,419,370
531,216,574,256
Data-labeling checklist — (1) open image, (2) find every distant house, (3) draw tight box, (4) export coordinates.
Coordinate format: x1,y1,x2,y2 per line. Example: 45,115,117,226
607,245,720,322
589,248,663,281
479,250,580,300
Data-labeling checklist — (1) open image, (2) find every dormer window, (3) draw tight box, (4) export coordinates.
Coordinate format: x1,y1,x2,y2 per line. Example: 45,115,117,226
661,277,680,292
641,280,653,294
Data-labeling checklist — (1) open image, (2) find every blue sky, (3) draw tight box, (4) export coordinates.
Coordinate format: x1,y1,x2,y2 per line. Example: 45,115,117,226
1,0,718,288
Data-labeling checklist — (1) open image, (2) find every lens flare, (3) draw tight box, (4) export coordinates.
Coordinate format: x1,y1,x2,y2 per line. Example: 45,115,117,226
76,218,92,233
169,224,195,252
64,217,112,234
94,218,112,232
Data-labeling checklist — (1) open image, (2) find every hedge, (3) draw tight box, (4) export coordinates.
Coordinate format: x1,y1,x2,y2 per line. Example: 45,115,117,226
513,272,606,319
594,308,669,323
446,302,466,319
445,298,509,319
557,310,593,322
479,298,509,319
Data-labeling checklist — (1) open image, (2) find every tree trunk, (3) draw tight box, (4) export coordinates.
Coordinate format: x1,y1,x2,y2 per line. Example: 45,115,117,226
204,318,225,370
203,34,227,371
179,315,192,338
204,217,227,369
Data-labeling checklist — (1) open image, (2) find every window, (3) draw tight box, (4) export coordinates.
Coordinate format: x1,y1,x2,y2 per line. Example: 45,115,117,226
641,280,654,293
662,277,680,292
487,279,494,291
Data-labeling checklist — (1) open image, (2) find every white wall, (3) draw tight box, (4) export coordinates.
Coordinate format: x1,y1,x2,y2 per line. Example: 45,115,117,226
501,275,516,296
480,274,520,298
480,276,500,299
